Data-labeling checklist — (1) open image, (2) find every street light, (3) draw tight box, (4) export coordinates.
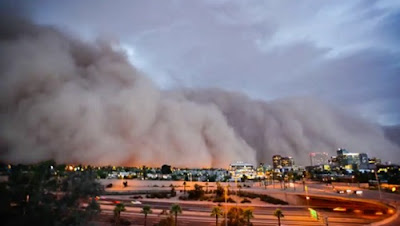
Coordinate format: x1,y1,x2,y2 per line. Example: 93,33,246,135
224,186,228,226
305,185,310,207
235,177,238,207
374,170,382,200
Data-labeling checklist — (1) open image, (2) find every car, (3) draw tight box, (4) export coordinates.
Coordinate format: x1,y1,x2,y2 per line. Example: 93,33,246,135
336,190,345,194
333,207,346,212
113,200,120,204
354,190,363,195
131,200,142,204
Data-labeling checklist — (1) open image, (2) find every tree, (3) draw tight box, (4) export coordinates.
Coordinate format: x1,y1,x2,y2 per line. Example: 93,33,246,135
170,204,182,226
243,208,254,226
141,205,152,226
170,186,177,197
114,203,126,226
183,181,187,194
274,208,284,226
210,206,223,226
220,207,246,226
142,165,147,179
161,165,172,174
0,160,103,226
157,215,175,226
188,184,205,200
215,182,224,198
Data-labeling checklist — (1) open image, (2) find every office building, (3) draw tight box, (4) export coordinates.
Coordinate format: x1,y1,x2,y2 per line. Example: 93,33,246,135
272,155,282,169
310,152,329,166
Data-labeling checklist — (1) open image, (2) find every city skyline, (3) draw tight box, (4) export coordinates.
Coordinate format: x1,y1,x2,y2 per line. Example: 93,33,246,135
1,2,400,226
0,1,399,167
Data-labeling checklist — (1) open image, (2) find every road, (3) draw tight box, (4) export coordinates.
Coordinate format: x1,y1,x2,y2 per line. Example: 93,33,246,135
93,180,400,225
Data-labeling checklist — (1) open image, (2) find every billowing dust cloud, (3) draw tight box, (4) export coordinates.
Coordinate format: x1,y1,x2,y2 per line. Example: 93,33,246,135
0,16,255,167
0,16,398,167
181,89,400,165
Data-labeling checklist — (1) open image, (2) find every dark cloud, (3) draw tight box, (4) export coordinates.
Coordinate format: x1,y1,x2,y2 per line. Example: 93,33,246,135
0,15,255,167
181,88,400,164
0,1,399,166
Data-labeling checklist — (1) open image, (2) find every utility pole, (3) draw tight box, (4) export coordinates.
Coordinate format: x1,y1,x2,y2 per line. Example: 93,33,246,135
235,177,238,207
224,186,228,226
374,170,382,200
305,185,310,207
324,216,329,226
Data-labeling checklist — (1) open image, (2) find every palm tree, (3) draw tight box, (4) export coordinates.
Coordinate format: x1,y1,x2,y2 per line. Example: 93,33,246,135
274,208,284,226
183,181,187,194
114,203,126,226
141,205,152,226
210,206,223,225
226,207,245,225
170,204,182,226
243,208,254,226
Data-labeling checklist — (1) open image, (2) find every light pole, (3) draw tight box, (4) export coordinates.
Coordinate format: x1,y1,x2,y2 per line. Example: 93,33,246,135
235,177,238,207
305,185,310,207
374,170,382,200
224,186,228,226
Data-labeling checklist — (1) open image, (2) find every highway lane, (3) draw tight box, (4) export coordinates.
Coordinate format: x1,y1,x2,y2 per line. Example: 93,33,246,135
98,180,399,225
97,206,374,226
98,199,377,225
98,207,324,226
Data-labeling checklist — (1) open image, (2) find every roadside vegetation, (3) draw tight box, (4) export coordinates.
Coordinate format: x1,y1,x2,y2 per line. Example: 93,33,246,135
0,160,103,226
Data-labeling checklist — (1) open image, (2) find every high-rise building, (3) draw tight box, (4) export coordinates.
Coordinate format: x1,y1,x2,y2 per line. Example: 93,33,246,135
369,157,381,165
281,157,294,167
229,161,256,179
359,153,369,169
272,155,282,169
310,152,329,166
336,148,349,156
336,149,369,170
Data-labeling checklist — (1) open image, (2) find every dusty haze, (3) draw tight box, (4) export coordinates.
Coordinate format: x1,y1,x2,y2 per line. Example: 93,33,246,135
0,16,399,167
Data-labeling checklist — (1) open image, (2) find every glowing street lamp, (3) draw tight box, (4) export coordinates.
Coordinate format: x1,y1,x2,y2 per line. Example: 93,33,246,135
374,170,382,200
224,186,228,226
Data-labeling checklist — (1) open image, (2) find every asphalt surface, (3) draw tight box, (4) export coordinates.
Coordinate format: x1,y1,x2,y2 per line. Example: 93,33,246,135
92,180,400,225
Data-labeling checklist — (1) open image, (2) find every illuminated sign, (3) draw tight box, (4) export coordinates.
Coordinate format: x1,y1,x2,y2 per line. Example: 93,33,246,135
308,208,318,220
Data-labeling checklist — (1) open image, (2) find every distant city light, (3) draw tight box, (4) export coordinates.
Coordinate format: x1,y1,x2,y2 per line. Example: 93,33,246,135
333,207,346,212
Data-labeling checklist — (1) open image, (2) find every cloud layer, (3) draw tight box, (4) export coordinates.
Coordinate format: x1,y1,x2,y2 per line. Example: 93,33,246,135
182,89,400,164
0,17,255,167
0,3,399,167
24,0,400,125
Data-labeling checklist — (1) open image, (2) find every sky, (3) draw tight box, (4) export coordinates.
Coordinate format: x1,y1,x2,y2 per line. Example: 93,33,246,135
13,0,400,125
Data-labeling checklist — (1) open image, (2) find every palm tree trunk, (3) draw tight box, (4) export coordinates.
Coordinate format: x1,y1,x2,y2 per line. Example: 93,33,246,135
175,212,178,226
278,216,281,226
115,212,120,226
216,216,218,226
144,214,147,226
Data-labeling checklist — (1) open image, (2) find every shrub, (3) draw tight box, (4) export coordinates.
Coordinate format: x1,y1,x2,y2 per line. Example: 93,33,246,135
130,195,142,199
170,187,177,197
145,192,170,199
213,196,225,203
187,184,205,200
241,198,251,203
238,191,288,205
